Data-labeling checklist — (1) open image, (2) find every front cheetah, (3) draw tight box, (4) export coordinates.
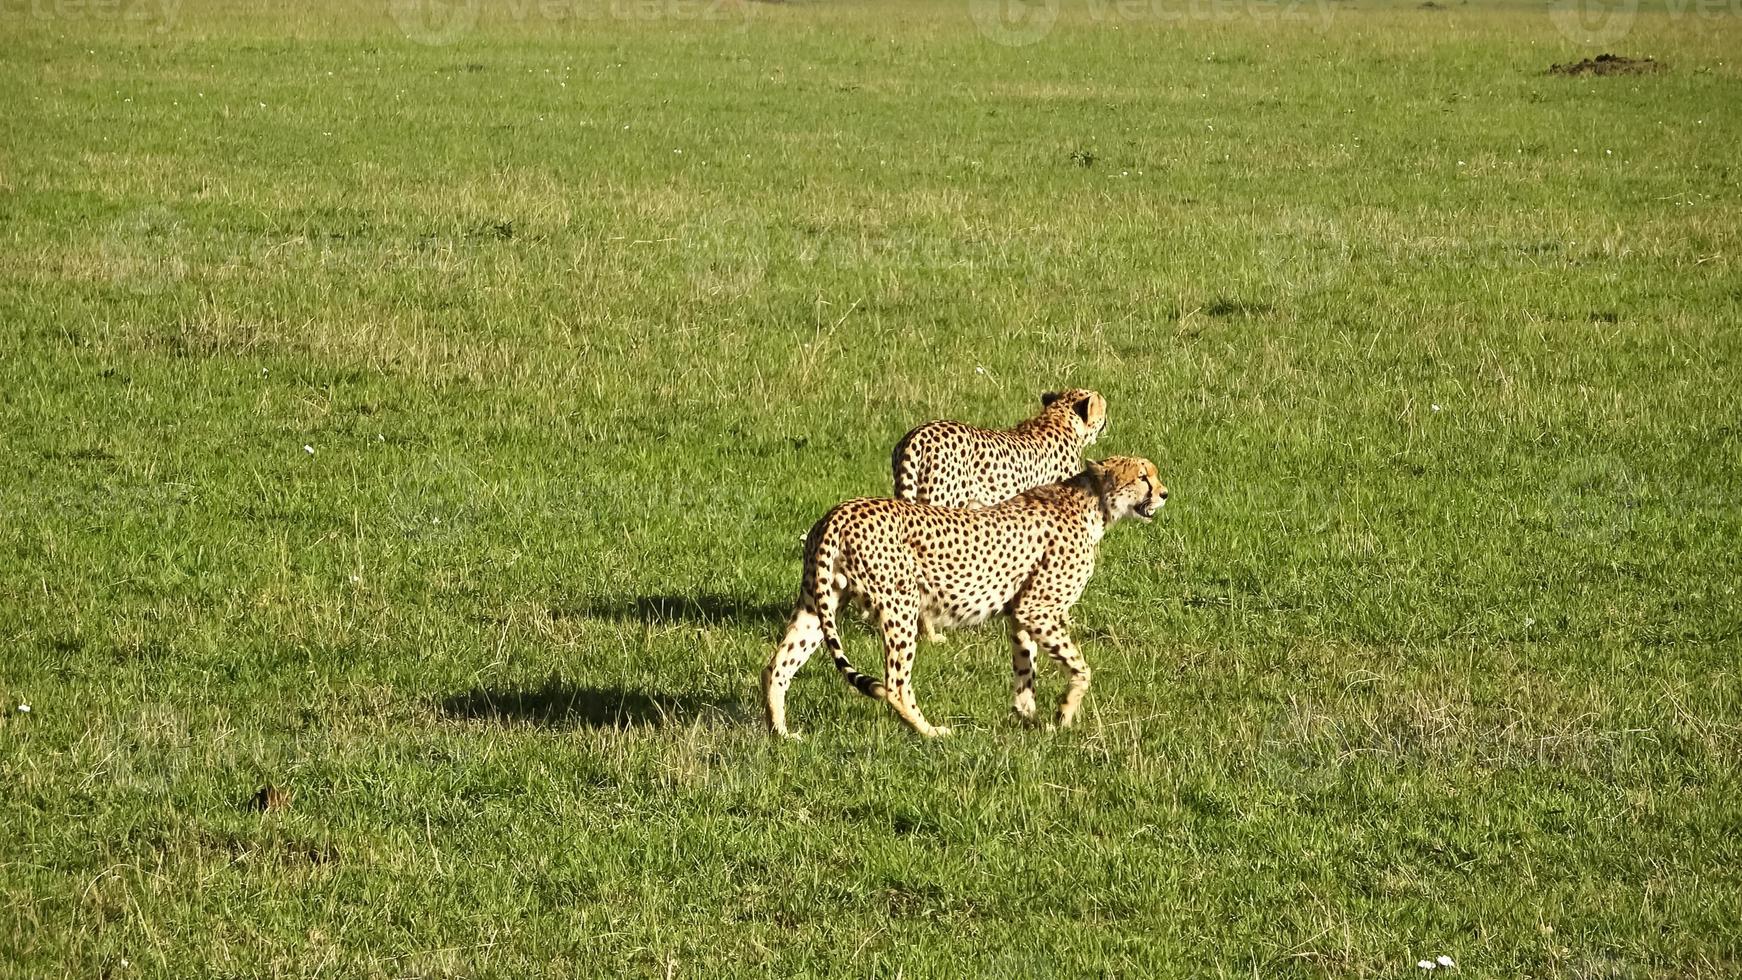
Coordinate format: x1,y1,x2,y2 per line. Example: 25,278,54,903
762,456,1167,738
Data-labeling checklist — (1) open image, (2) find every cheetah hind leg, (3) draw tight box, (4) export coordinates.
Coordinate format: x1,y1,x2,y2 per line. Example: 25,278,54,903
920,612,948,645
763,606,825,739
879,604,950,737
1010,625,1043,726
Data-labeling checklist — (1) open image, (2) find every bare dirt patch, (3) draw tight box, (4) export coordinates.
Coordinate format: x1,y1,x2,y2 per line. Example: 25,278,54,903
1548,54,1665,76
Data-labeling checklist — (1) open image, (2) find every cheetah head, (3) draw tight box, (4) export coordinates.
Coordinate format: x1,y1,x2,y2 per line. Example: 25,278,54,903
1040,388,1109,445
1086,456,1168,523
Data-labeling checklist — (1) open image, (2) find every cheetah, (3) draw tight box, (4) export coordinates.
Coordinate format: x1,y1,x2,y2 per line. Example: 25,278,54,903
892,388,1108,508
892,388,1109,642
762,456,1167,739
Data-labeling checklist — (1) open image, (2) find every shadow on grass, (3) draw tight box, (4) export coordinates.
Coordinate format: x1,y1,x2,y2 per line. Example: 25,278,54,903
438,682,743,729
553,592,792,629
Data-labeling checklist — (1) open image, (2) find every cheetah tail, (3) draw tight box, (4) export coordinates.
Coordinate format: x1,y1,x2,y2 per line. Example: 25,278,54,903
819,593,884,701
891,429,922,501
805,524,885,701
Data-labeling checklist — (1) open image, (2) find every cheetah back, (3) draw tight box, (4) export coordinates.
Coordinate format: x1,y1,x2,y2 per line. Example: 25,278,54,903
892,422,1079,508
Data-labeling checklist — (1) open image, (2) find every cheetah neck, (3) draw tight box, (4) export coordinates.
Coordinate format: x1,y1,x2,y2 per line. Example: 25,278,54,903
1009,411,1073,441
1058,473,1114,532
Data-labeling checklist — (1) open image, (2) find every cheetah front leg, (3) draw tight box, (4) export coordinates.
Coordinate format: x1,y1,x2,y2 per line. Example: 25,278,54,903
878,602,950,737
1029,617,1092,728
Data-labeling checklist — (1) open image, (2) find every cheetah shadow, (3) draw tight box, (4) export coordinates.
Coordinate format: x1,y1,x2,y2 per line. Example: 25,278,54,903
553,591,792,629
437,681,744,729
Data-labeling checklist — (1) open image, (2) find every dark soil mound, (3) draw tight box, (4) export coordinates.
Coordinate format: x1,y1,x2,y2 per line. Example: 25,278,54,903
1549,54,1665,76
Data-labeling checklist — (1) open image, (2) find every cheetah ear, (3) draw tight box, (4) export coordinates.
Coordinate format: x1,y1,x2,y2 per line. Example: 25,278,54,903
1040,391,1061,407
1083,458,1109,480
1072,394,1094,426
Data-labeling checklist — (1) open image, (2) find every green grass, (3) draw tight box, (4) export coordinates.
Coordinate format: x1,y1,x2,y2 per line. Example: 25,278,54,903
3,0,1740,974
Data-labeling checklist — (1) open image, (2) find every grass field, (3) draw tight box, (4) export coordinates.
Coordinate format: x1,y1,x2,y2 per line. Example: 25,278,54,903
2,0,1740,974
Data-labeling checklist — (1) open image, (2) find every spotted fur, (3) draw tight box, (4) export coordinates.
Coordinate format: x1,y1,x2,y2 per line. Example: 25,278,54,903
892,388,1109,508
762,456,1167,738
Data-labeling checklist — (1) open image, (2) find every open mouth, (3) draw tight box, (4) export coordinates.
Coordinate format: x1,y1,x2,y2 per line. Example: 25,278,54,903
1135,500,1159,520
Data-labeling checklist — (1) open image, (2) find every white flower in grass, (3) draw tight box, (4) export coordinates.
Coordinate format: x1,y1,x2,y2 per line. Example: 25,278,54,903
1431,404,1442,412
17,703,29,713
1418,961,1437,970
1437,955,1456,968
304,444,315,455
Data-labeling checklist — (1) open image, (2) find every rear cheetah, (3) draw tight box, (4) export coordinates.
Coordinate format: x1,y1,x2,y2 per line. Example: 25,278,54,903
762,456,1167,738
891,388,1108,508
